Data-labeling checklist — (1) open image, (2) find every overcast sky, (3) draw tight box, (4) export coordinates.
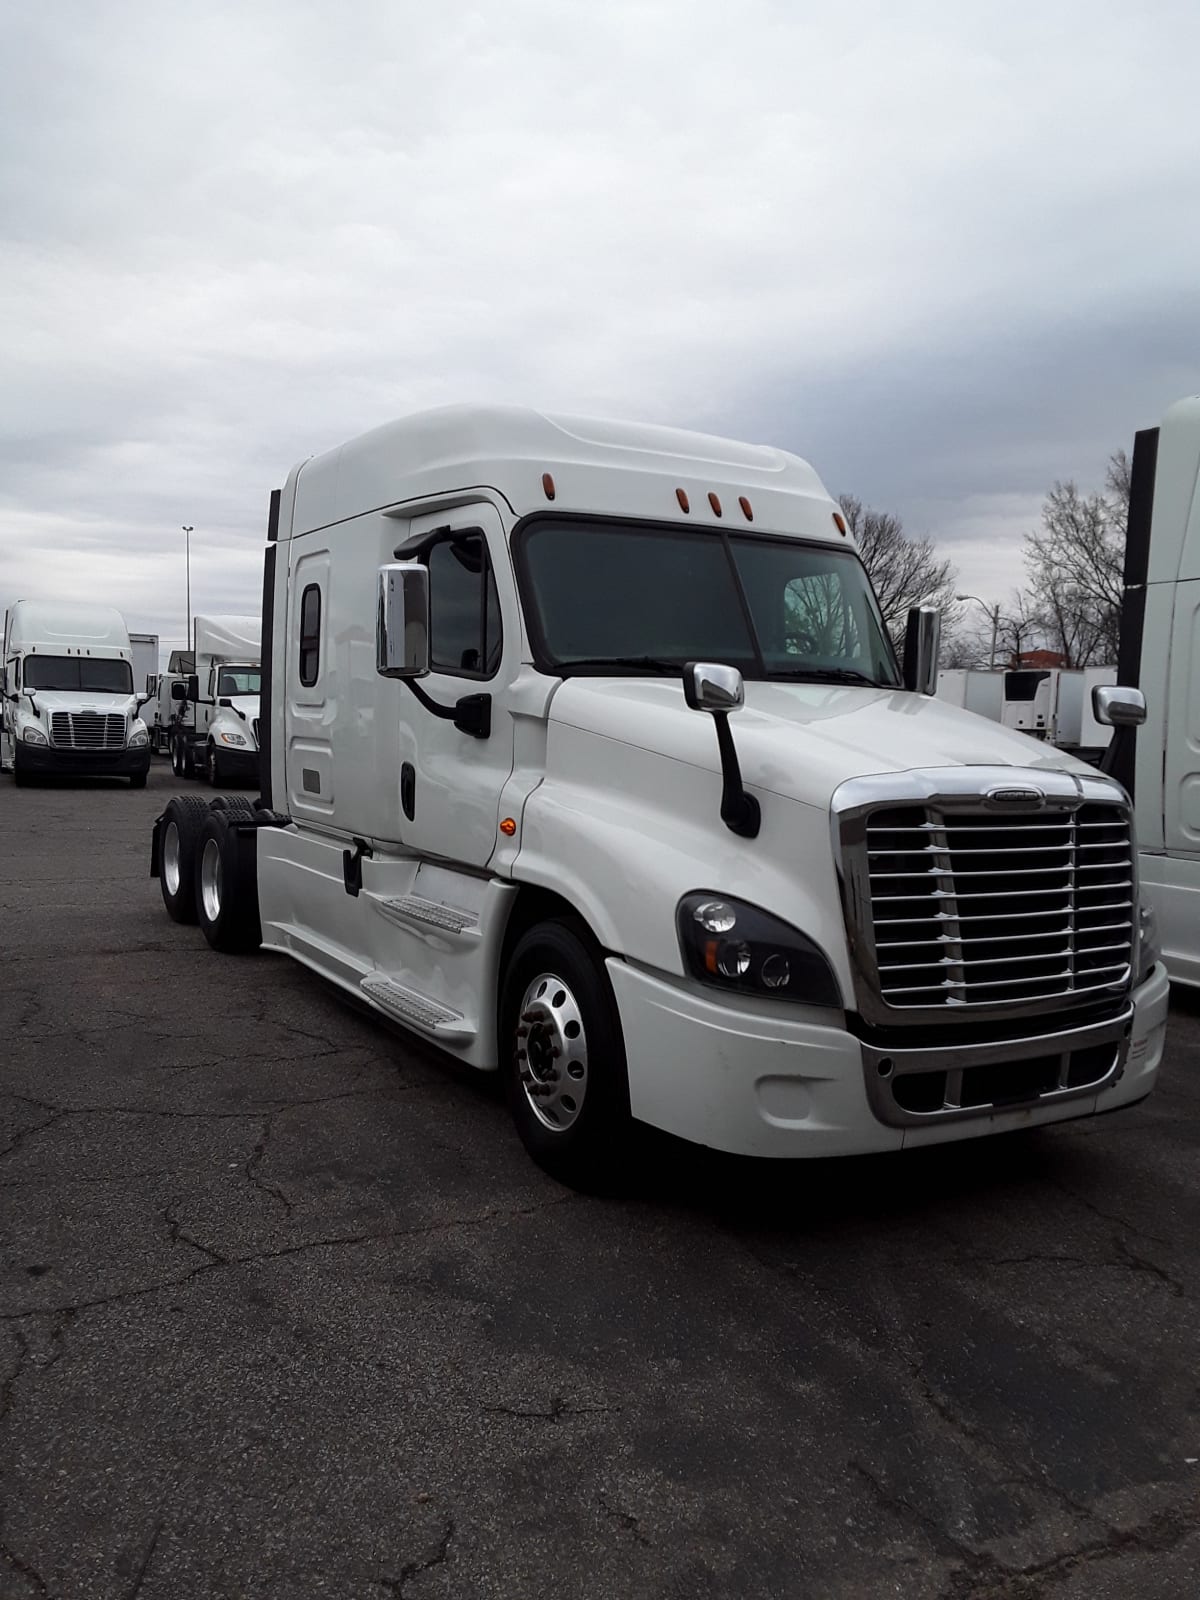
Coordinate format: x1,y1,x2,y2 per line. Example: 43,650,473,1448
3,0,1198,660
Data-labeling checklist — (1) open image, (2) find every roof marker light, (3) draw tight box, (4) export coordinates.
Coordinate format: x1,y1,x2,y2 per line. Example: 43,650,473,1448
738,496,753,521
708,492,723,517
833,512,847,535
676,488,690,513
542,472,556,501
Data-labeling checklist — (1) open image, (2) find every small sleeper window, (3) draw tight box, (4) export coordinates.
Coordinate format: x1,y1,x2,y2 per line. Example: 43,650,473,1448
299,584,321,687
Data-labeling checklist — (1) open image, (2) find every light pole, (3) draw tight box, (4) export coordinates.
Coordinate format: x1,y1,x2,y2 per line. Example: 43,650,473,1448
956,594,1000,670
182,526,193,654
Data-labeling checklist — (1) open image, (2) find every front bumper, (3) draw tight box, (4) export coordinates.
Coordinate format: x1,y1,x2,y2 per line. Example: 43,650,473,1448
214,747,260,783
607,959,1170,1158
18,743,151,778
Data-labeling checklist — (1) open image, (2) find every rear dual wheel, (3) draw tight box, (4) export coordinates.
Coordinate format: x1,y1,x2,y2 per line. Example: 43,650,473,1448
195,808,261,953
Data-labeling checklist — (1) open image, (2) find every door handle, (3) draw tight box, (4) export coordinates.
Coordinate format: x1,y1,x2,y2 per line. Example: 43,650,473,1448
401,761,415,821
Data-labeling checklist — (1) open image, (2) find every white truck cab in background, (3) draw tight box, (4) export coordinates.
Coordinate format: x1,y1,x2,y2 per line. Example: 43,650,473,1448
1112,396,1200,987
169,616,262,785
152,405,1168,1183
2,601,152,786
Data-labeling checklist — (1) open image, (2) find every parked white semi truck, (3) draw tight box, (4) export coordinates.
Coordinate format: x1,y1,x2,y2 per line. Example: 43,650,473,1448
2,601,152,786
1110,396,1200,987
150,406,1168,1182
169,616,261,785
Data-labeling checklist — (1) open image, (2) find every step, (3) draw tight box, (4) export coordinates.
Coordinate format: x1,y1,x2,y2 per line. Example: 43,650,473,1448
373,893,481,942
360,972,475,1042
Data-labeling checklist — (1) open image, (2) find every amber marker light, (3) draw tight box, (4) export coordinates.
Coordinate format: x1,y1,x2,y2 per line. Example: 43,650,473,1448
738,496,753,521
542,472,556,500
676,488,690,512
833,512,848,536
500,817,517,837
708,492,723,517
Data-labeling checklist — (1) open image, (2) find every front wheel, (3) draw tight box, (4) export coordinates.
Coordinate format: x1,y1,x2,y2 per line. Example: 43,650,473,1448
500,918,631,1188
208,744,222,787
129,771,147,789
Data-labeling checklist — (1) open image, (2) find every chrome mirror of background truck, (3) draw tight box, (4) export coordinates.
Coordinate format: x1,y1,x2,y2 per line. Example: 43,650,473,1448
1093,684,1147,728
903,605,941,695
683,662,761,839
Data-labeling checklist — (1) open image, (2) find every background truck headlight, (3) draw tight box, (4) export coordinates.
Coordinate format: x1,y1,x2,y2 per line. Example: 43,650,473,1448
21,726,48,746
676,893,842,1007
219,732,248,747
129,728,149,748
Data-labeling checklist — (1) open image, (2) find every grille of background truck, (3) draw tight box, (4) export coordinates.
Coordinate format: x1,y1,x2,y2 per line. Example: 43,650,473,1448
862,803,1134,1008
49,712,127,751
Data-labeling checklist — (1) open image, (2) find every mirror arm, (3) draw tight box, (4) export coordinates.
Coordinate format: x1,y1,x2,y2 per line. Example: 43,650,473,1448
402,678,491,739
713,712,761,838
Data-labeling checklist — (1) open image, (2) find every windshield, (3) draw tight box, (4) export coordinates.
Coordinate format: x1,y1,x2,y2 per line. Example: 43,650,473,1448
517,521,901,686
23,655,133,693
217,667,261,696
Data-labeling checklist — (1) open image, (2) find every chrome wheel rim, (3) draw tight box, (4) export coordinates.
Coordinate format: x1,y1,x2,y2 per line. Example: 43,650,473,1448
517,971,588,1132
200,837,223,922
163,821,182,895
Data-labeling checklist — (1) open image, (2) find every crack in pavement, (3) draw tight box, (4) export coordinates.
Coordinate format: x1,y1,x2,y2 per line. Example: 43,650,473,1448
481,1393,621,1425
0,1327,31,1429
123,1521,162,1600
162,1196,228,1266
0,1102,68,1165
1110,1233,1186,1299
936,1499,1200,1598
1,1192,580,1323
598,1492,650,1547
244,1114,293,1218
0,1540,53,1598
1047,1175,1172,1250
378,1519,455,1596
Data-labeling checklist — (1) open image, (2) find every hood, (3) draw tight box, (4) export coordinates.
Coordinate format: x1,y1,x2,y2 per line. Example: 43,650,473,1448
226,695,260,723
548,678,1093,810
21,690,134,718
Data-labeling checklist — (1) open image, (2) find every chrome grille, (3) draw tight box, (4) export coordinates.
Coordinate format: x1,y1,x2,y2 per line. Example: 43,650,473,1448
49,712,127,750
863,803,1133,1009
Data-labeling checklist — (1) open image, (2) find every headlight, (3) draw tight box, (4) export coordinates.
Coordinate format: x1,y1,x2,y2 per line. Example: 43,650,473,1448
219,732,248,747
21,726,48,746
676,893,841,1007
1137,901,1161,986
128,728,149,748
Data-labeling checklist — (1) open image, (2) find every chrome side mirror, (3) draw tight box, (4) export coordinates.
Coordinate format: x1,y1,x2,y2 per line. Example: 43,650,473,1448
903,606,941,696
377,563,430,679
683,661,745,713
1093,684,1146,728
682,662,759,838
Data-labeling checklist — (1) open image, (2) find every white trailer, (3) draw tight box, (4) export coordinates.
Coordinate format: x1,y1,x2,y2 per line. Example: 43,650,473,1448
1,601,152,786
935,668,1004,720
129,632,159,698
150,404,1167,1183
1110,396,1200,987
170,617,261,785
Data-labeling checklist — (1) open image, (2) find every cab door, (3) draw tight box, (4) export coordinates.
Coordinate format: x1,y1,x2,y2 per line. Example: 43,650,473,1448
395,505,517,869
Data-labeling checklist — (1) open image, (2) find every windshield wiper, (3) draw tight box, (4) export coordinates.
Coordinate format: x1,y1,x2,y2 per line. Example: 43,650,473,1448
558,656,683,675
770,667,888,687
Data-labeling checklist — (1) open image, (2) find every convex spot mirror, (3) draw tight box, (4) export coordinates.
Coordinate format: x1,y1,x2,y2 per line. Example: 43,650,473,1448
377,562,431,679
1093,684,1147,728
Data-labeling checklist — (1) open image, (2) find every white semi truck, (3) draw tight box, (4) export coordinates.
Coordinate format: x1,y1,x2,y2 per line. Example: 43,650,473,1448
150,405,1168,1183
2,601,152,786
1110,396,1200,987
169,616,262,785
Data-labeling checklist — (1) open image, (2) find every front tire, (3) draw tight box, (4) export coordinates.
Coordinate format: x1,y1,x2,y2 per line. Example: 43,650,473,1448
129,771,147,789
13,750,30,787
159,794,212,923
208,743,222,787
500,918,631,1188
194,810,261,954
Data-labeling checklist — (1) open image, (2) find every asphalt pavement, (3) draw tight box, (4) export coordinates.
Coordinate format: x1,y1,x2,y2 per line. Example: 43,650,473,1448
2,763,1198,1599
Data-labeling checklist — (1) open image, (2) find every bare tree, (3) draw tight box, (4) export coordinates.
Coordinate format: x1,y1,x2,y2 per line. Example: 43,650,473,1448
837,495,960,648
1020,453,1128,668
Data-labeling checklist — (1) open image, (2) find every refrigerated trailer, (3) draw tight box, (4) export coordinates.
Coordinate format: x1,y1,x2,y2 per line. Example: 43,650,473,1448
150,404,1168,1183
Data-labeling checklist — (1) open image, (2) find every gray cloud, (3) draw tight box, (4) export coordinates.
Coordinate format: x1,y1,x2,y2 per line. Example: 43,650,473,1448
3,0,1199,651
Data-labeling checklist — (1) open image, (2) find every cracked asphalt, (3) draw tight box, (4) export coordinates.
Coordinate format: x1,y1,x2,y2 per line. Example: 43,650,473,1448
2,764,1199,1599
